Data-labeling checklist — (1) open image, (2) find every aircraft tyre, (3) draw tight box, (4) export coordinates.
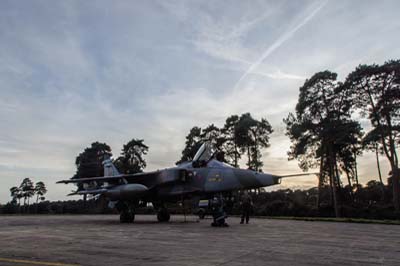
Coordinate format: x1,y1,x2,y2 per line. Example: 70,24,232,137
157,208,170,222
120,210,135,223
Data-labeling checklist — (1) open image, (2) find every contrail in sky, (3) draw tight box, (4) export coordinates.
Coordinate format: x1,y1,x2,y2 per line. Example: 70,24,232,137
233,0,329,89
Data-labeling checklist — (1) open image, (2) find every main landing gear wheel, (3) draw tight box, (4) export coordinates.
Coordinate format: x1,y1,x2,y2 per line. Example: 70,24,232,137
120,210,135,223
157,208,170,222
197,209,206,219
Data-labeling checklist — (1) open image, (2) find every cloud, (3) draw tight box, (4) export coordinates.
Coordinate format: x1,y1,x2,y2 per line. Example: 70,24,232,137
161,1,306,81
250,69,306,80
234,0,328,89
0,0,399,203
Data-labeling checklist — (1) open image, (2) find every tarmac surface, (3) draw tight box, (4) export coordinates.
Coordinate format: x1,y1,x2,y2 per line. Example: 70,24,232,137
0,215,399,266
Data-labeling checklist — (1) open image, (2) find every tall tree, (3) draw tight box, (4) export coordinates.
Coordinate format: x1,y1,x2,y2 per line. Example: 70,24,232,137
345,60,400,210
73,142,112,202
222,115,241,167
284,71,361,217
362,129,386,188
19,178,35,212
34,181,47,204
74,142,112,179
236,113,273,171
115,139,149,174
10,186,21,205
236,113,257,168
201,124,225,150
178,126,203,163
333,120,363,196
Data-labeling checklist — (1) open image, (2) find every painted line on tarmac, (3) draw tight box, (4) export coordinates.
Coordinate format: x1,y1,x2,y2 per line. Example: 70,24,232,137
0,257,79,266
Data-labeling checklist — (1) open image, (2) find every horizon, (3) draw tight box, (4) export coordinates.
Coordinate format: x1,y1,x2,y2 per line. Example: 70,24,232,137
1,0,399,204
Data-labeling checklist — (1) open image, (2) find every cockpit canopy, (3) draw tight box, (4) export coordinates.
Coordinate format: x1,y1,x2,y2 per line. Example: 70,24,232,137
176,142,232,169
193,142,216,162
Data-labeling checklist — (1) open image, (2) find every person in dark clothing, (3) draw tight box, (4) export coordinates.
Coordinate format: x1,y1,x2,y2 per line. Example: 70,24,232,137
240,191,253,224
210,195,229,227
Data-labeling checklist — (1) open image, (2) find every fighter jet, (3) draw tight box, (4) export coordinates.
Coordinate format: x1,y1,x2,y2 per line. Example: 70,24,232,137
58,143,313,223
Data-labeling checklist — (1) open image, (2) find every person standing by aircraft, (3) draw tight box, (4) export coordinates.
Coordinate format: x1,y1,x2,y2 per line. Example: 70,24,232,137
240,191,253,224
210,195,229,227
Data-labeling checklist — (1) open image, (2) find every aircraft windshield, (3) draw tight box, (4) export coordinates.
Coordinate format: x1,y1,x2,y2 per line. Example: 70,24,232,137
193,143,215,162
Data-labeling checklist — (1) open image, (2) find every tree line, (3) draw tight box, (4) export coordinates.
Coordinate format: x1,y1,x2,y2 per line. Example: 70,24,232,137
284,60,399,216
73,139,149,179
177,113,273,171
1,182,396,219
2,60,399,219
8,178,47,213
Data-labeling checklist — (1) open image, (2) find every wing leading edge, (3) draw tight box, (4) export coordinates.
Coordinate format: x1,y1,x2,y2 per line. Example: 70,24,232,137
56,171,160,184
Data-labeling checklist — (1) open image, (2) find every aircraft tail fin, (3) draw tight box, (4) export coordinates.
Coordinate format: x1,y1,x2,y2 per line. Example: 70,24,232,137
102,157,121,177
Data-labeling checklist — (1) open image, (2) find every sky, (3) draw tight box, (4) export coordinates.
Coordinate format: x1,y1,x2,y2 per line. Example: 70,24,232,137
1,0,399,204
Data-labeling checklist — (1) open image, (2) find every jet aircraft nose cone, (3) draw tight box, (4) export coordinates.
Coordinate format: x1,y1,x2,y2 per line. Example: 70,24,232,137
232,168,281,190
254,172,281,186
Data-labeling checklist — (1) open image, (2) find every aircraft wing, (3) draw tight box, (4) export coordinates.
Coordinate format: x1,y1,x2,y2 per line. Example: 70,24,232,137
56,171,160,184
67,188,108,196
58,167,190,198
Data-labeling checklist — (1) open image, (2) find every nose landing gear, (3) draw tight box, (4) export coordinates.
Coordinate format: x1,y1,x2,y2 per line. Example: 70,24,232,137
120,209,135,223
116,201,136,223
